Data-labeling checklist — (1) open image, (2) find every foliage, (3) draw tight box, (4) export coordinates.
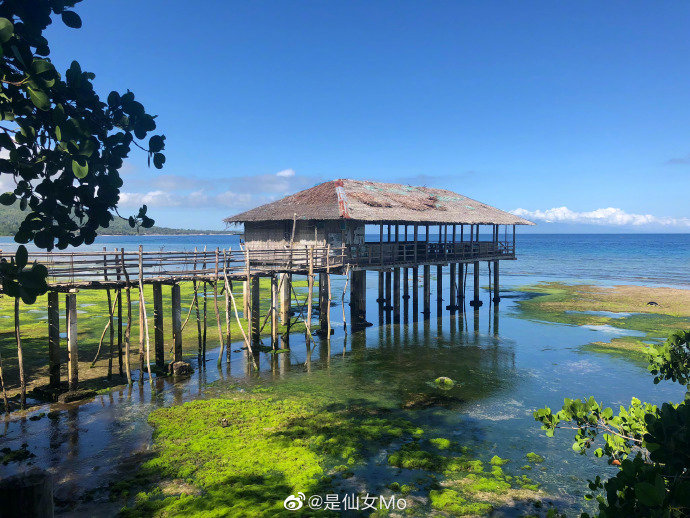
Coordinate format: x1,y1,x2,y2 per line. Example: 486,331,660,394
534,330,690,517
0,245,47,303
0,0,165,251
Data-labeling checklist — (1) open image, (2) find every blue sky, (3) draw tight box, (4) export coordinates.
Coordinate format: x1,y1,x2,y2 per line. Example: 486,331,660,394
43,1,690,232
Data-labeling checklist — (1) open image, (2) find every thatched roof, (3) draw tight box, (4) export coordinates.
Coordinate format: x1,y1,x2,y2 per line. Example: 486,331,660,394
224,179,534,226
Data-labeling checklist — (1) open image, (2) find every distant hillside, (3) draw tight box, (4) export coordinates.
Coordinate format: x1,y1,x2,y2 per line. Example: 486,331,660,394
0,205,237,236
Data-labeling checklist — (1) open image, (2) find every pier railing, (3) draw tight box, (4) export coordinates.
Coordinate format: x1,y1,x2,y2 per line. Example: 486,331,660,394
0,239,514,290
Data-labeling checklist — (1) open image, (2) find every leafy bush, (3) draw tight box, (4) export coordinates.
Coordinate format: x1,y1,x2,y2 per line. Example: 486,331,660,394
534,330,690,516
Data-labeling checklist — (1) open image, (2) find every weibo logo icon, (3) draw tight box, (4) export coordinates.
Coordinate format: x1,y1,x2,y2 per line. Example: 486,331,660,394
284,492,306,510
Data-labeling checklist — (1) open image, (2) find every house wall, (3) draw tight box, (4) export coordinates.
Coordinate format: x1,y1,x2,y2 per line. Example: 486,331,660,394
243,220,365,250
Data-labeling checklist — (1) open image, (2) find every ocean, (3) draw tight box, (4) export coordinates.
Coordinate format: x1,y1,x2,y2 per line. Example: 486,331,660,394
0,232,687,287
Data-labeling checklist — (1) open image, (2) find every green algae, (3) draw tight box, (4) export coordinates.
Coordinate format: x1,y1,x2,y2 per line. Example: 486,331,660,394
514,282,690,359
526,452,544,463
429,488,493,515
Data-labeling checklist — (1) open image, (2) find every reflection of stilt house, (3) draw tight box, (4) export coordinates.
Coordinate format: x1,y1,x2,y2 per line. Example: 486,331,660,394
225,179,533,330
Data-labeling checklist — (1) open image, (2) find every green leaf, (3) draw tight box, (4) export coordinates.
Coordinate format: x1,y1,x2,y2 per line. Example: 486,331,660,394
0,17,14,43
72,159,88,179
153,152,165,169
61,11,82,29
635,481,664,507
27,87,50,110
0,192,16,205
148,135,165,153
15,245,28,269
31,59,54,75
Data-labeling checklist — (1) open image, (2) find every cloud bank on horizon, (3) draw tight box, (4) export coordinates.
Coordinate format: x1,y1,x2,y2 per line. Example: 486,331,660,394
512,207,690,228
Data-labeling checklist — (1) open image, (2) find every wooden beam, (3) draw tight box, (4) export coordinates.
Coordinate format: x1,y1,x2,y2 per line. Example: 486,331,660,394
152,282,165,368
423,265,431,317
66,291,78,391
47,291,60,389
171,283,182,362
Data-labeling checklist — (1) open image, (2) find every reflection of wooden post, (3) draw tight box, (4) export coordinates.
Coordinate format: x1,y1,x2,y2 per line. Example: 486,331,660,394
393,267,400,323
422,265,430,317
152,282,164,368
280,273,291,324
66,291,78,391
47,292,60,389
171,283,182,362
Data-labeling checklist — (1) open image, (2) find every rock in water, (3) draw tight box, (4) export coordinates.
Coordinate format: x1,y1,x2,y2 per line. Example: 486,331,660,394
433,377,455,390
57,389,97,404
168,361,193,376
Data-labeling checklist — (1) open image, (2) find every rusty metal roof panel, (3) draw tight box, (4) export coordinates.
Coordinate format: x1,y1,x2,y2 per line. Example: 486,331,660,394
224,179,534,225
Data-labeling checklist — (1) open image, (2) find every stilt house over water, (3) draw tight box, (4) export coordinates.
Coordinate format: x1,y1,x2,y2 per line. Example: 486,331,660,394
226,179,533,327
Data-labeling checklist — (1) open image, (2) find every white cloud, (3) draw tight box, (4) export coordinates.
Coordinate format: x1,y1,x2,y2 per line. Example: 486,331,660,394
276,169,296,178
511,206,690,227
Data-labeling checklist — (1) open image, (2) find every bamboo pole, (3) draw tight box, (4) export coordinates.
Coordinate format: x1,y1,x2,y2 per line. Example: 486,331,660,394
202,245,207,358
214,248,225,365
90,291,120,367
103,247,114,379
14,297,25,409
306,246,314,335
121,248,133,385
138,246,145,383
138,246,154,388
116,251,123,376
341,265,350,331
223,249,232,360
193,247,202,359
326,244,332,340
271,275,278,347
66,291,78,391
0,349,8,414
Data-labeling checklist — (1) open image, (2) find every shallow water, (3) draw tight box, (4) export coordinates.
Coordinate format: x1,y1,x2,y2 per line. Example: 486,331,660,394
0,270,686,515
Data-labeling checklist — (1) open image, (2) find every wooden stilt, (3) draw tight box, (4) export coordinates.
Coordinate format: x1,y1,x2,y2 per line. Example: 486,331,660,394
306,246,314,335
137,246,154,387
280,273,291,324
377,271,384,304
423,265,431,317
458,263,465,310
202,246,208,358
471,260,482,308
152,282,164,368
436,264,443,312
271,275,278,345
349,269,366,330
326,248,332,339
403,267,409,300
223,249,232,359
171,283,182,362
14,297,25,408
121,249,133,385
319,272,328,332
448,263,457,311
493,260,500,305
138,248,145,382
193,247,202,359
48,291,60,389
412,266,419,320
393,267,400,323
250,275,261,342
103,247,114,379
66,291,78,391
385,270,392,309
214,248,225,364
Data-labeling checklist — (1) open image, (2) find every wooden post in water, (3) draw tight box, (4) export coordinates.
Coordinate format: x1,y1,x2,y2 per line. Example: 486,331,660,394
448,263,457,311
152,282,164,368
171,283,182,362
223,249,232,359
306,247,314,335
103,247,114,379
116,262,123,376
471,261,482,308
193,247,202,359
213,248,225,364
280,273,291,324
412,266,419,320
423,265,431,318
458,263,464,310
319,272,328,332
250,275,261,343
271,275,278,345
493,260,500,305
66,290,78,391
403,268,409,300
48,291,60,389
393,267,400,323
121,249,133,385
436,264,443,313
349,269,366,330
385,270,392,309
377,271,384,304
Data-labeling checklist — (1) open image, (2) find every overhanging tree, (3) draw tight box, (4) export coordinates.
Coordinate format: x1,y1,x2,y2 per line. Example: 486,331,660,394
0,0,165,253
